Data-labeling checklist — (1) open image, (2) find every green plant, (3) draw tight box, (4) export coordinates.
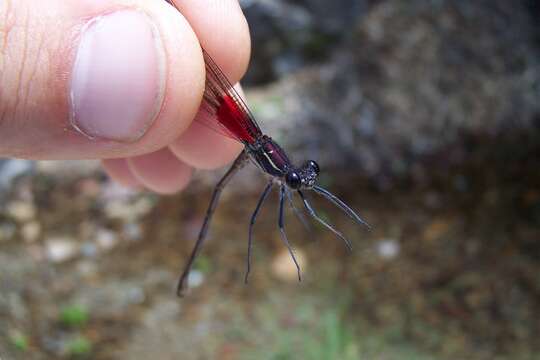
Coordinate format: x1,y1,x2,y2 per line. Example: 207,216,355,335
9,331,29,351
294,310,359,360
60,304,89,328
194,256,212,274
66,336,92,357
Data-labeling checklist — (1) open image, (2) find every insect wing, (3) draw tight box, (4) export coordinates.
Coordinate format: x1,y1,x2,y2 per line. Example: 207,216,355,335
163,0,261,143
200,49,262,144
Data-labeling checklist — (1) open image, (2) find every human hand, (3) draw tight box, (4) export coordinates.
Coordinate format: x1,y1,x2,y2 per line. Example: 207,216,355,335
0,0,250,193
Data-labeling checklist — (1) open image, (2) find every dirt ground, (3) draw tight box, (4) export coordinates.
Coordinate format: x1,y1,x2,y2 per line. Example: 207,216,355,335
0,133,539,360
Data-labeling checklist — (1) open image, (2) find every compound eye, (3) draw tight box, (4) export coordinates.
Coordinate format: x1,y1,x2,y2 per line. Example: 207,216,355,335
306,160,320,175
285,171,302,189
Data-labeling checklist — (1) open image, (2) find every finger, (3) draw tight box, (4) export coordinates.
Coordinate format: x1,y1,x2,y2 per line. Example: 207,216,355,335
0,0,204,159
102,158,141,188
168,0,251,83
169,83,246,169
127,148,192,194
169,119,242,169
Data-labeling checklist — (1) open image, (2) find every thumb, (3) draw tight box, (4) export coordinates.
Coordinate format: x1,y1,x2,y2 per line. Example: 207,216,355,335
0,0,204,160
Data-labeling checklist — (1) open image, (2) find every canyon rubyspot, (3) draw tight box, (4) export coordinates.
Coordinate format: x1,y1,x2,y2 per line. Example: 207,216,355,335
164,0,370,297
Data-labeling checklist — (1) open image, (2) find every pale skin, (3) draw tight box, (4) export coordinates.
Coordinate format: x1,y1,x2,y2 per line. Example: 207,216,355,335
0,0,250,194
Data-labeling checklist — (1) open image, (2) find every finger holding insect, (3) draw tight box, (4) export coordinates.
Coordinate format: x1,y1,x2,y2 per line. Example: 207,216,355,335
169,84,247,170
127,148,193,194
0,0,206,159
165,0,251,84
99,0,251,188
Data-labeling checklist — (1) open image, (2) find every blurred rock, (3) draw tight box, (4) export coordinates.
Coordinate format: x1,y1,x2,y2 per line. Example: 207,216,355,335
104,195,154,222
6,201,36,222
100,181,139,201
21,221,41,243
80,242,98,258
95,228,119,252
241,0,368,84
187,270,205,289
246,0,540,184
76,261,98,278
423,219,452,243
36,160,100,178
375,238,400,259
271,247,307,282
122,222,143,242
0,159,34,194
45,237,78,263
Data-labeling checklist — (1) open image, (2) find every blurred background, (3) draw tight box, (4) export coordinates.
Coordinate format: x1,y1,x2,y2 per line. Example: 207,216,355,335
1,0,539,359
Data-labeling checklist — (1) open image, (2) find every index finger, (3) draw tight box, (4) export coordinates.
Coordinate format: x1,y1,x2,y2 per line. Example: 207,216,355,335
165,0,251,84
166,0,251,169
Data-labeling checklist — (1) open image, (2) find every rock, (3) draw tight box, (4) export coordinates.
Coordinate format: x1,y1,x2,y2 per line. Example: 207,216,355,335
423,220,452,243
80,242,98,258
6,201,36,222
246,0,540,185
271,247,307,282
36,160,100,178
45,238,78,263
21,221,41,242
375,238,400,260
76,261,98,278
0,159,34,192
104,197,154,222
100,181,138,201
123,222,143,242
95,228,119,251
241,0,368,84
186,270,205,289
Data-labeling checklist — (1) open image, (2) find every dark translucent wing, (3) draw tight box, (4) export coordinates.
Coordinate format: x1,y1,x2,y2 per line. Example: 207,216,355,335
163,0,261,144
200,49,262,144
192,107,242,142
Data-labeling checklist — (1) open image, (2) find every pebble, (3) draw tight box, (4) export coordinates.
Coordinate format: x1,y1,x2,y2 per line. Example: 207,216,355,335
6,201,36,222
0,159,33,189
105,197,154,222
126,287,146,304
21,221,41,242
101,181,138,200
80,242,98,258
375,238,400,259
271,248,307,282
123,222,143,242
423,219,452,242
187,270,205,288
95,228,119,251
45,237,78,263
77,261,98,278
36,160,100,177
104,201,133,221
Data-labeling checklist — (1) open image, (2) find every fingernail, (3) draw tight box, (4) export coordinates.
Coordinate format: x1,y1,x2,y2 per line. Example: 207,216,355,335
70,10,165,142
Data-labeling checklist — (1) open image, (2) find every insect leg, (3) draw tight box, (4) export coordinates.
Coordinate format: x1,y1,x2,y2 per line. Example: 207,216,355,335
177,151,250,297
312,186,371,230
245,181,273,284
278,186,301,281
298,190,352,251
285,188,312,232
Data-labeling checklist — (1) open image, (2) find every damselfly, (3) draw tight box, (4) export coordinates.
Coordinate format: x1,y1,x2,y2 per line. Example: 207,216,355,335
164,0,370,297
